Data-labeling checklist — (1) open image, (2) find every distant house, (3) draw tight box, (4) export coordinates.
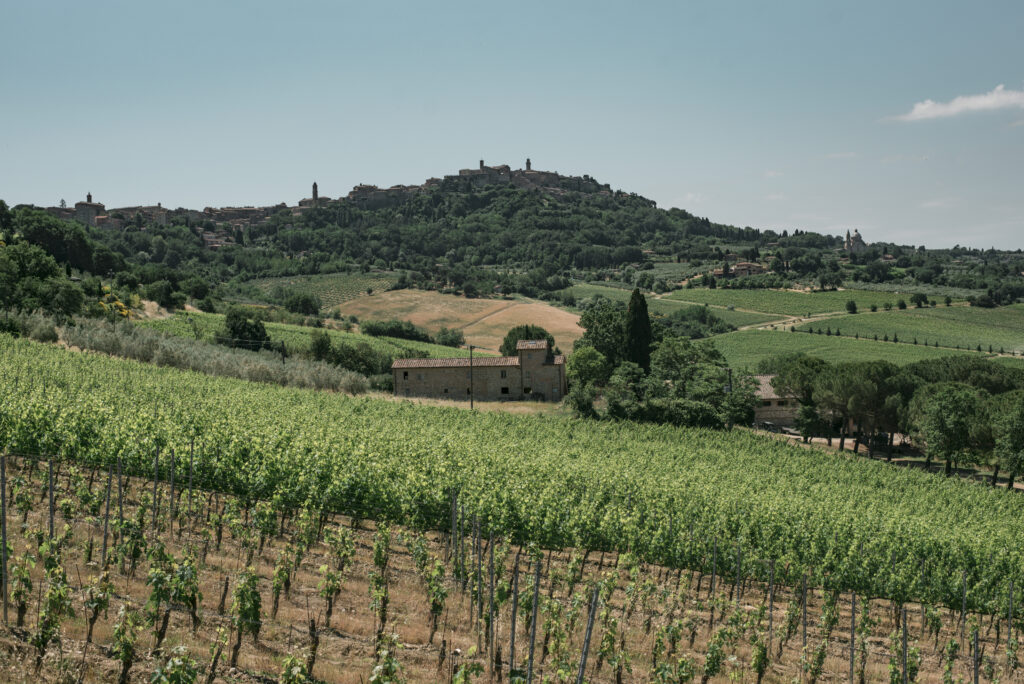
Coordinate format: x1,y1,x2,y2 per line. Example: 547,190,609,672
712,262,766,278
392,339,567,402
753,375,798,427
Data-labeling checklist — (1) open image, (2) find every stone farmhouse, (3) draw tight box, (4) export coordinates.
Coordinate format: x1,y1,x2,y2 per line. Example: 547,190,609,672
392,339,567,402
753,374,798,428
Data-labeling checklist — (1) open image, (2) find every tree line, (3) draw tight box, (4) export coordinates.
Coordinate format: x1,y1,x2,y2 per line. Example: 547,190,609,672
765,354,1024,484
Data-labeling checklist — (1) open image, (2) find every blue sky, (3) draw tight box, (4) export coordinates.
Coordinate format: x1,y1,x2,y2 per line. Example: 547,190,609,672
2,1,1022,249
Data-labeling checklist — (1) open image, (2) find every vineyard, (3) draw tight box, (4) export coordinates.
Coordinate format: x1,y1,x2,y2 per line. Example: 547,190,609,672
664,288,948,317
710,329,985,369
3,335,1024,612
1,451,1021,682
795,304,1024,356
137,312,483,359
248,272,401,311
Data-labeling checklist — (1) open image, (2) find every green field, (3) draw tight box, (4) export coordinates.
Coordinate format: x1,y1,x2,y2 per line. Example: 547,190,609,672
137,311,485,359
249,271,400,311
666,287,945,317
567,283,783,327
710,329,984,369
2,334,1022,610
796,304,1024,355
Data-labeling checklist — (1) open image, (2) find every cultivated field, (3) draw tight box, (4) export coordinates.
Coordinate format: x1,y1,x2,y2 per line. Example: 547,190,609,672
336,290,584,353
711,329,985,369
566,283,783,327
248,272,400,311
796,304,1024,355
665,287,951,317
137,311,482,359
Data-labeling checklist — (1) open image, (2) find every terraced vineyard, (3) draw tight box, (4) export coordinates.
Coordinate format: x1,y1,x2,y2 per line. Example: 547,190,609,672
249,271,400,311
137,311,484,359
665,287,948,317
707,328,984,369
796,303,1024,355
3,334,1023,614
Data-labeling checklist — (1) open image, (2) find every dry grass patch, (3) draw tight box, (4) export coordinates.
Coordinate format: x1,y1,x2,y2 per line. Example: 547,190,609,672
338,290,583,353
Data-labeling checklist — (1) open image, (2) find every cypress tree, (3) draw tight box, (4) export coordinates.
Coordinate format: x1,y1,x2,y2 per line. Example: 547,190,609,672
625,288,652,372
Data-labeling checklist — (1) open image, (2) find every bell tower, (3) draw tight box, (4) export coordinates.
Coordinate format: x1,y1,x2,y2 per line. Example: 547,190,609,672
526,158,532,171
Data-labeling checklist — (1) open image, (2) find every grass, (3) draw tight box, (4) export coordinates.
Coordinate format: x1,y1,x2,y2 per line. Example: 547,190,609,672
665,287,948,317
566,283,783,327
248,271,400,311
710,328,983,369
796,303,1024,355
137,311,484,358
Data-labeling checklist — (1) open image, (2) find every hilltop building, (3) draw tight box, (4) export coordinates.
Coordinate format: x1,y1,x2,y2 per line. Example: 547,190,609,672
844,229,868,255
392,339,567,402
46,160,611,244
74,193,105,226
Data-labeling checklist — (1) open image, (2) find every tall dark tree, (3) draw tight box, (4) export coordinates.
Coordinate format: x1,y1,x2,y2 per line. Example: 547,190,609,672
625,288,652,372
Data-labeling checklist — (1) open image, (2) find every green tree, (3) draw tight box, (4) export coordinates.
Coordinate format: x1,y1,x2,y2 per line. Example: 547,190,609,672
845,300,857,314
499,324,555,356
992,390,1024,489
910,382,989,475
218,307,271,351
910,293,929,308
566,346,609,387
575,299,625,366
625,288,652,372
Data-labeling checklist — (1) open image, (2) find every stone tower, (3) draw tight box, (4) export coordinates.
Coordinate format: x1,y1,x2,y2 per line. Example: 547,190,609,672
312,182,318,206
526,158,532,171
87,192,92,203
479,159,484,170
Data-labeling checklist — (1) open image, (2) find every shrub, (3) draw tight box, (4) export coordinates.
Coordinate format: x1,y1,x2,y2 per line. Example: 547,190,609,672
361,319,431,343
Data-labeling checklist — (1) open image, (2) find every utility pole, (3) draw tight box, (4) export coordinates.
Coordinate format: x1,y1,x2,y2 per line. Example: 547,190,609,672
469,344,474,410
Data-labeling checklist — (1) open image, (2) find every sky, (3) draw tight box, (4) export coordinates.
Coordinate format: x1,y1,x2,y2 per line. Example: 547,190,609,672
2,1,1023,250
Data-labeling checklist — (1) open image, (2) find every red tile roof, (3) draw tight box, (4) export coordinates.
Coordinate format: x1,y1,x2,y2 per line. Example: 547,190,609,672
516,339,549,350
392,356,520,369
754,374,783,400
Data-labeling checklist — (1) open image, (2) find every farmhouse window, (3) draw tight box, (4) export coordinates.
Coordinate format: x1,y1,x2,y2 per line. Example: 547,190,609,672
444,388,448,394
417,373,423,381
762,400,771,407
501,387,509,394
403,371,408,380
500,370,507,379
524,386,532,394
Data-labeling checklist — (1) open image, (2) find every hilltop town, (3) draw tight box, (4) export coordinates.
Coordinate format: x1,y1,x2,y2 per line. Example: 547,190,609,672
42,159,611,248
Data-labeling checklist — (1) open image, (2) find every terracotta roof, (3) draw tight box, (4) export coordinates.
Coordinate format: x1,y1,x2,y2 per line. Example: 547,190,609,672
392,357,520,370
516,339,549,350
754,374,783,400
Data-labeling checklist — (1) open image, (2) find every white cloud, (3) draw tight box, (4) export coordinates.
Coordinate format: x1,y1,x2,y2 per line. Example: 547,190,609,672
680,192,702,204
895,84,1024,121
1011,119,1024,127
